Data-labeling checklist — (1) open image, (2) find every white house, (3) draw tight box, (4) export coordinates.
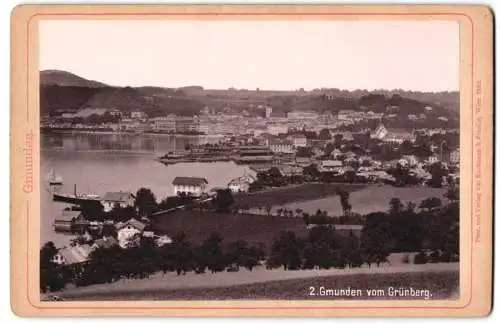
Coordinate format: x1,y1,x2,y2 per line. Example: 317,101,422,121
401,155,419,167
319,160,343,173
101,191,135,212
267,125,289,136
269,138,295,154
130,111,147,119
172,177,209,197
228,174,256,193
371,124,388,140
116,218,147,249
428,155,440,164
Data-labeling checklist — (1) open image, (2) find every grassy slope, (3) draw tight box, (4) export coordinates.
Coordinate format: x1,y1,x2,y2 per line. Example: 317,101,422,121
235,183,366,207
151,210,308,246
60,270,459,301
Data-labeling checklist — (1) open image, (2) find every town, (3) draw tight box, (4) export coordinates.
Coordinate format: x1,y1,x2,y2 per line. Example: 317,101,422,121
41,90,460,299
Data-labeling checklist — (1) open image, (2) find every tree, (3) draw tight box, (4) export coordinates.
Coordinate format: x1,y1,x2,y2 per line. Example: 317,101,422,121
134,188,157,217
302,164,320,180
406,202,417,214
270,231,303,270
318,128,332,141
165,232,194,275
361,212,391,267
333,134,343,145
337,189,351,217
445,185,459,201
40,241,58,270
419,197,442,213
202,232,226,273
213,188,235,213
302,212,310,225
429,162,447,188
40,242,70,292
389,198,404,215
80,201,104,222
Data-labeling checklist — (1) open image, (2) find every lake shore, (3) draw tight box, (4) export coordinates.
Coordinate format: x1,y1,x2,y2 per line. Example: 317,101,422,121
41,128,224,139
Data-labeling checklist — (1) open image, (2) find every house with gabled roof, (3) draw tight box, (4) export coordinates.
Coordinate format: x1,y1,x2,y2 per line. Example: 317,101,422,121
53,209,88,233
116,218,147,248
172,176,208,197
101,191,134,212
51,244,92,266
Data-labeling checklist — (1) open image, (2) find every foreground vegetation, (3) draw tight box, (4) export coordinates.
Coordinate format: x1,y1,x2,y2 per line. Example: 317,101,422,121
59,270,459,301
42,184,459,294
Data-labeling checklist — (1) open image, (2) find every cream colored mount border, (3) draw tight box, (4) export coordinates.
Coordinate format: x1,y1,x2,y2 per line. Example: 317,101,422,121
10,4,493,317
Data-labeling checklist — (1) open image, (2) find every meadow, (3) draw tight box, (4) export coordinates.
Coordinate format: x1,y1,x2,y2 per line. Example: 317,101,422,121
277,185,448,216
58,264,459,301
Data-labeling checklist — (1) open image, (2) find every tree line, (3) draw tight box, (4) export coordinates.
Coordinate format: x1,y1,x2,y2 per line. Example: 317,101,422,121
41,196,458,293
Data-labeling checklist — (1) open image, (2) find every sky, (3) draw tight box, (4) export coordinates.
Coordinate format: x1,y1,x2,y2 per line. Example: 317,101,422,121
39,20,459,91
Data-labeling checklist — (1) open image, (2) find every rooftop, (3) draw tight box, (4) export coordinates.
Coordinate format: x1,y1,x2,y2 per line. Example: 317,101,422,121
58,244,91,264
117,218,147,232
55,210,81,222
172,176,208,186
102,191,134,202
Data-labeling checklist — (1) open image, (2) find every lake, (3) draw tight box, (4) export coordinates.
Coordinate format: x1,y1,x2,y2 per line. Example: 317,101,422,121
40,132,251,248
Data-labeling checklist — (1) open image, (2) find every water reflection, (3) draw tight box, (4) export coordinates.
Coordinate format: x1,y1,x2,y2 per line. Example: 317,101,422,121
41,132,224,153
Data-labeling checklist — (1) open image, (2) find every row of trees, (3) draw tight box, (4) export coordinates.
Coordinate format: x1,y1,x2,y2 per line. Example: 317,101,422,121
269,200,459,271
40,232,266,292
41,195,459,293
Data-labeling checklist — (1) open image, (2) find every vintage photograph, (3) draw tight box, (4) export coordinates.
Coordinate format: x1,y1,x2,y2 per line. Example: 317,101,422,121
38,19,460,301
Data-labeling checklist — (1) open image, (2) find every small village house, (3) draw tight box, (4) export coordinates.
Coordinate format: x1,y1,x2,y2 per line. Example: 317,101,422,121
228,174,256,193
101,191,135,212
130,111,147,119
268,138,295,154
401,155,419,167
371,124,389,140
428,155,440,164
53,210,88,233
51,244,92,267
383,128,416,144
172,176,209,197
319,160,343,172
116,218,147,248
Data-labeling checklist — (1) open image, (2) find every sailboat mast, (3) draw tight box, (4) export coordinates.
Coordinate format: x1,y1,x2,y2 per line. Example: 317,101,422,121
74,184,77,197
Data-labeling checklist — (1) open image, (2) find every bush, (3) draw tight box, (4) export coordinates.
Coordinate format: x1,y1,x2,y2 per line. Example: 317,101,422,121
414,251,428,264
429,250,441,263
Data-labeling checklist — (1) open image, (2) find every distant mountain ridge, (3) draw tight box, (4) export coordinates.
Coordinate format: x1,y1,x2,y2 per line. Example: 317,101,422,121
40,70,108,88
39,70,459,118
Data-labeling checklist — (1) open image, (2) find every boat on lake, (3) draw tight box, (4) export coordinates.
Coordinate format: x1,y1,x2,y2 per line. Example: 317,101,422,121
48,169,63,186
52,184,100,204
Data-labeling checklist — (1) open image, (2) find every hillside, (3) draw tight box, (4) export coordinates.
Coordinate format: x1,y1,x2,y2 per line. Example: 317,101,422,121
40,70,107,88
39,70,459,118
40,71,206,117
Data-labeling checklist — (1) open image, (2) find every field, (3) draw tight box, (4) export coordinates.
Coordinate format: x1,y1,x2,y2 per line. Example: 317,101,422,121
58,263,459,301
235,183,366,208
151,210,308,246
277,185,448,216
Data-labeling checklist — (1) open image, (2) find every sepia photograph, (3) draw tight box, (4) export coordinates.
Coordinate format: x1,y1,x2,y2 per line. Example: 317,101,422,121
36,18,463,302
